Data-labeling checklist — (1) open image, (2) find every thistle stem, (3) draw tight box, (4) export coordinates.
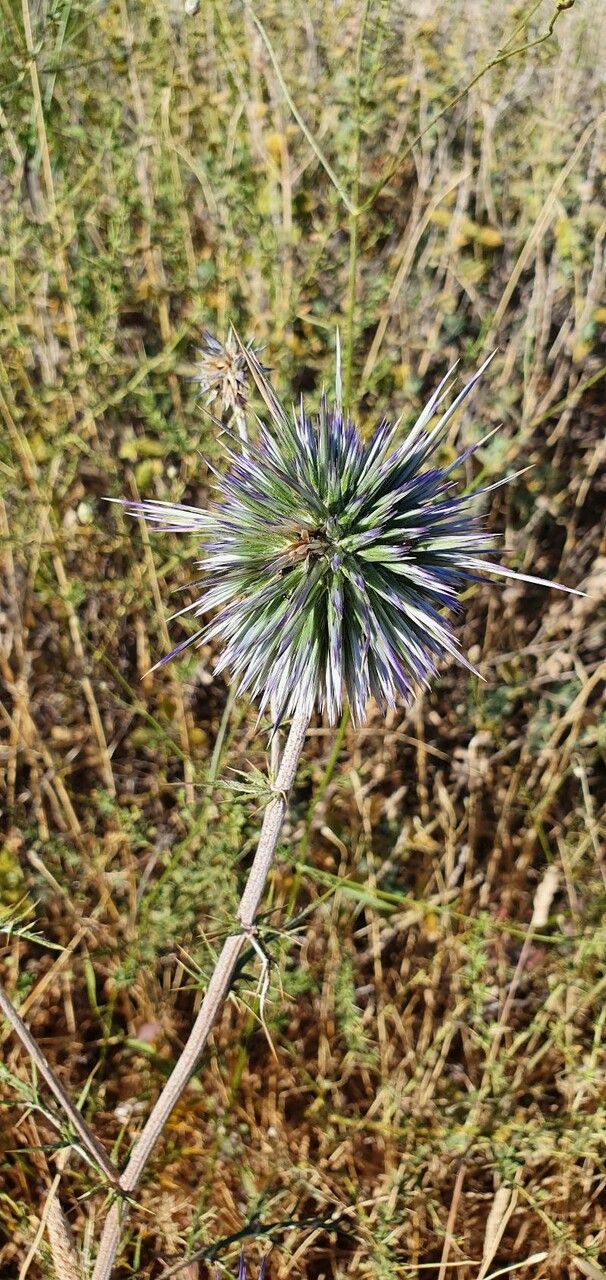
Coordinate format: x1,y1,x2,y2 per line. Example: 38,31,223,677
91,703,310,1280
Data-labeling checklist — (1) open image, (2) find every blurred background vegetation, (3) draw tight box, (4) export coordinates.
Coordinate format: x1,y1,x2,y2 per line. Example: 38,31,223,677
0,0,605,1277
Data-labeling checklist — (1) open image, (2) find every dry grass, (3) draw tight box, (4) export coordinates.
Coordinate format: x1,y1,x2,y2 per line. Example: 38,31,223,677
1,0,605,1277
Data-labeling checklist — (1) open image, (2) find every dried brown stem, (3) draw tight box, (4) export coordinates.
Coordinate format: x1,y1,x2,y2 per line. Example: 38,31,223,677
0,986,120,1186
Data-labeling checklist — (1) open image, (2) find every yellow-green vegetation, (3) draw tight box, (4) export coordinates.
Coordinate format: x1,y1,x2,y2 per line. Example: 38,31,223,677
1,1,605,1277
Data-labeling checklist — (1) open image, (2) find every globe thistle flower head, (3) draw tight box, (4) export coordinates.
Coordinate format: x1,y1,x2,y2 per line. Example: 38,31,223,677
124,339,581,728
194,328,267,422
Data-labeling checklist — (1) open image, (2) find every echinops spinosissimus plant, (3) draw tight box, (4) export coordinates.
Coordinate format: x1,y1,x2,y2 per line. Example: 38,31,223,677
90,333,582,1280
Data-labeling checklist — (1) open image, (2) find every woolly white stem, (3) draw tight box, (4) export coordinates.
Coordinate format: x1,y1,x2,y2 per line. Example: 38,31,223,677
91,703,310,1280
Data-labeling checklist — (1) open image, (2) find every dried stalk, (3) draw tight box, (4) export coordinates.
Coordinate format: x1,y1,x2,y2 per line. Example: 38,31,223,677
0,985,120,1186
46,1197,82,1280
91,703,310,1280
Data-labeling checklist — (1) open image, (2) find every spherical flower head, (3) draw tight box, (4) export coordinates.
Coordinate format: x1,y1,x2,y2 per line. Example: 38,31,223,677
123,340,580,728
195,328,267,420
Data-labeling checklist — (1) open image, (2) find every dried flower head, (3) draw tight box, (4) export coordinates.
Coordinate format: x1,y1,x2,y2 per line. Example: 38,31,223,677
195,328,266,422
122,339,580,727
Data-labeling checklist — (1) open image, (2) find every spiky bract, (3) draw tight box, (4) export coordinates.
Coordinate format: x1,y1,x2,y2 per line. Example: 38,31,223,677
215,1254,266,1280
123,347,578,727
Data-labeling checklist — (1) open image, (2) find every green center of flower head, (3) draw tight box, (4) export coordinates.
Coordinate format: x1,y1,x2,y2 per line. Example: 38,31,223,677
283,514,343,569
